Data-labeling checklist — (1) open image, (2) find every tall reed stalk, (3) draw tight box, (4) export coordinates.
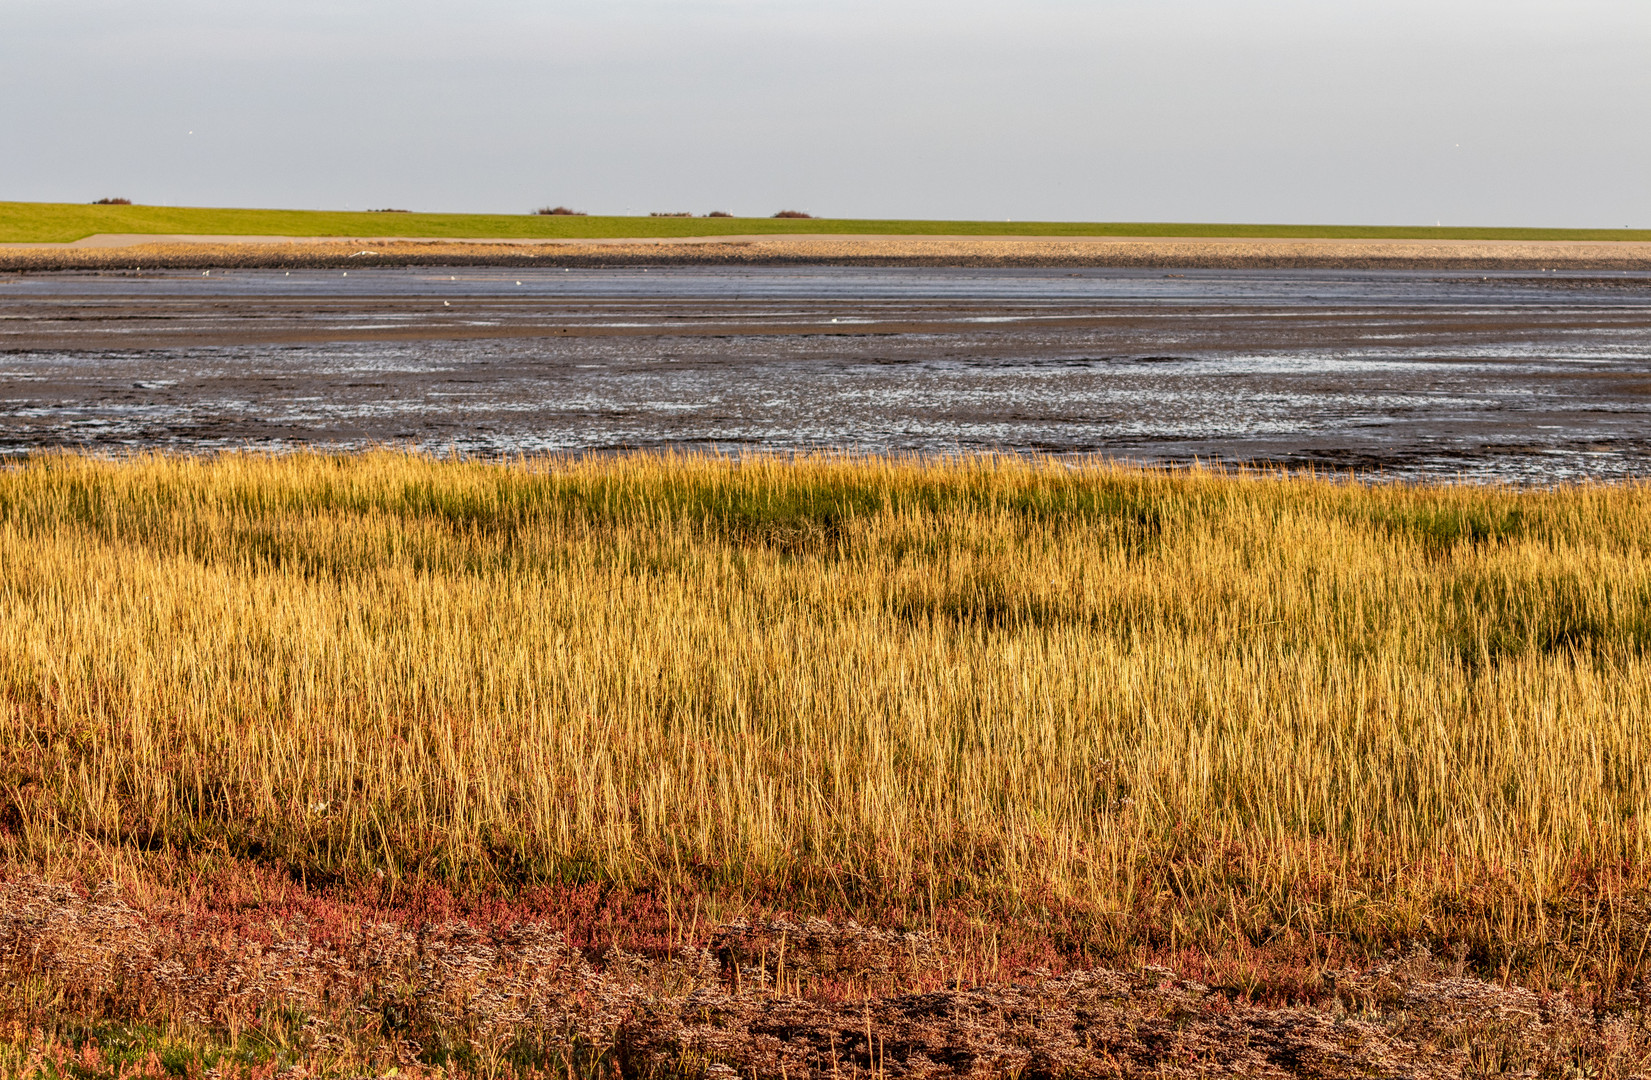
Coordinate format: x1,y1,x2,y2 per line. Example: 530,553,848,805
2,451,1648,982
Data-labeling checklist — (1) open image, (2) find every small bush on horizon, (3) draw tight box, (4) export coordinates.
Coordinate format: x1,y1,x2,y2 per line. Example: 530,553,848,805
773,209,812,218
649,211,693,217
706,210,734,218
91,197,131,205
370,207,411,213
534,206,585,216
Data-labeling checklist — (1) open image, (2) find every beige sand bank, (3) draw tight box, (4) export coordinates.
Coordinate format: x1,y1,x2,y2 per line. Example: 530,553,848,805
4,234,1651,270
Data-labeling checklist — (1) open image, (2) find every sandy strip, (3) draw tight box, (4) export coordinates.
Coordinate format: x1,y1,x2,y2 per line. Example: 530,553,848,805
3,234,1651,270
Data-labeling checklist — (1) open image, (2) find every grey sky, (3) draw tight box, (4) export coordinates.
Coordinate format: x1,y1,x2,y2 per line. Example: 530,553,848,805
4,0,1647,226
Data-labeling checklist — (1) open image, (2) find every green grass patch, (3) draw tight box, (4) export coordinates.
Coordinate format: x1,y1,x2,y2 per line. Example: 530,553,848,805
4,200,1649,244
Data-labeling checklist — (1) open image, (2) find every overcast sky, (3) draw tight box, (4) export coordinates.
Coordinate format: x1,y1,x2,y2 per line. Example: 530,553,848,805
4,0,1648,226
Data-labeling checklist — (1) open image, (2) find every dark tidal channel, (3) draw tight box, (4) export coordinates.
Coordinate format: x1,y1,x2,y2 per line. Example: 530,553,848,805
3,265,1650,482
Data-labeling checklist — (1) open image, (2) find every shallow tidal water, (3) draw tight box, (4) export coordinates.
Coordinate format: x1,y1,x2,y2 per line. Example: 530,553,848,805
2,265,1649,481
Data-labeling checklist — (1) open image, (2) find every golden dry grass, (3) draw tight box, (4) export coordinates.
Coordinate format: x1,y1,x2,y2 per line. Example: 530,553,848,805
3,450,1650,1011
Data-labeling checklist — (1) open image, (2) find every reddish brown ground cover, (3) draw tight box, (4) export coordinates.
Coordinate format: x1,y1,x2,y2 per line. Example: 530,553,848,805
5,868,1651,1079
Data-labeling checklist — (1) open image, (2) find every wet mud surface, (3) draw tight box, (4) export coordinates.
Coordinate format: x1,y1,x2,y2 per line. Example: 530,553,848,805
3,265,1649,481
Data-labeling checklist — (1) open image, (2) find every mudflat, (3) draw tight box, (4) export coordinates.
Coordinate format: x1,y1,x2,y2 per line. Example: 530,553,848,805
4,265,1648,480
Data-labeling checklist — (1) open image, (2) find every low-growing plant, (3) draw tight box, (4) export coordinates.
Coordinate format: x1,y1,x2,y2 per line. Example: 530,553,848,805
90,197,131,205
534,206,585,216
773,209,812,218
4,879,1648,1079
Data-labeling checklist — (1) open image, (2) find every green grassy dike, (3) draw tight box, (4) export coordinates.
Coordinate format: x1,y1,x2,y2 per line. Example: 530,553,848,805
3,200,1648,244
